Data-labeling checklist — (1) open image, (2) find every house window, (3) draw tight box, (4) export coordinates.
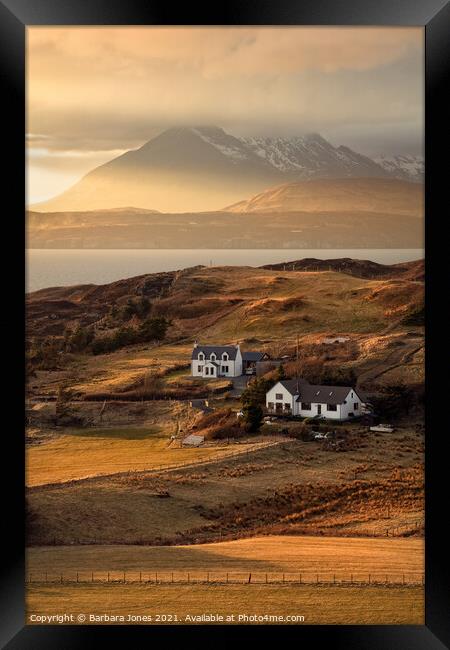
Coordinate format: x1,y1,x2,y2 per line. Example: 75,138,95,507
198,353,204,360
210,353,216,361
221,365,229,372
301,403,311,410
268,402,274,410
284,403,291,411
222,353,228,360
327,404,337,411
197,365,202,372
354,402,359,410
275,393,283,400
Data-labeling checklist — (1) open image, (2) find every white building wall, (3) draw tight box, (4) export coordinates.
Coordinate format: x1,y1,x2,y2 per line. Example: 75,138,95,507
266,382,299,414
234,348,243,377
338,390,363,420
191,347,243,378
266,385,363,421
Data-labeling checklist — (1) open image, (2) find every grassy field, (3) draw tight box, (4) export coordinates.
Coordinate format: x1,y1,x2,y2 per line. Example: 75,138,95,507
26,425,262,486
26,583,424,625
27,426,423,545
27,535,424,577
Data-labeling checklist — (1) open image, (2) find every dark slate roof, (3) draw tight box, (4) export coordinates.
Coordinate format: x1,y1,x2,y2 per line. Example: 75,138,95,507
296,385,354,405
192,345,238,360
278,378,309,394
242,351,266,361
278,378,361,405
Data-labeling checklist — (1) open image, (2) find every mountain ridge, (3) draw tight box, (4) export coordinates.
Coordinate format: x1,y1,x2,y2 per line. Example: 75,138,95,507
224,177,423,215
31,126,420,214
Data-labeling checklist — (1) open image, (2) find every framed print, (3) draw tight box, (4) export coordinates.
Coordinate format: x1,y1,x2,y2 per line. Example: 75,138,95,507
1,0,449,646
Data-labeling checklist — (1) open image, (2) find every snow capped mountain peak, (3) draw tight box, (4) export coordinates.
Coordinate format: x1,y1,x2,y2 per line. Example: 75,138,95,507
239,133,386,178
374,154,424,183
191,126,253,163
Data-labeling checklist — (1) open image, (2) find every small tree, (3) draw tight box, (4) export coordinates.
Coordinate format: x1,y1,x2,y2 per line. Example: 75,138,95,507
275,363,286,381
138,316,170,342
241,376,274,407
242,403,263,432
55,383,75,419
371,383,416,420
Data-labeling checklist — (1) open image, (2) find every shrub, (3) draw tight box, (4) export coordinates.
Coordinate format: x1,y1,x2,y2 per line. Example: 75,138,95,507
91,317,170,355
242,403,263,432
64,326,95,352
402,304,425,326
241,376,275,407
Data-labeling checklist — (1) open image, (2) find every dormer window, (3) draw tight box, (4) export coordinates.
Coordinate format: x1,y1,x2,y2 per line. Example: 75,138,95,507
210,353,216,361
222,352,229,361
198,352,205,361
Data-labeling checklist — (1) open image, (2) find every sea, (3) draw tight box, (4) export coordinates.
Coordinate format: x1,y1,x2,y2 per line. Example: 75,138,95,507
26,248,424,293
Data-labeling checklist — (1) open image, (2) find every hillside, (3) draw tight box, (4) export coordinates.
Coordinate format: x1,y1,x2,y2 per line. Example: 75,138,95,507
26,259,424,345
261,258,424,280
31,127,391,213
225,178,423,215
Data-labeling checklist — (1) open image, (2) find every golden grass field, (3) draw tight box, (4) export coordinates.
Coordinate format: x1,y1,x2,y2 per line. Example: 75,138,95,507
26,583,423,625
27,535,424,577
27,429,423,544
26,425,268,486
26,536,424,625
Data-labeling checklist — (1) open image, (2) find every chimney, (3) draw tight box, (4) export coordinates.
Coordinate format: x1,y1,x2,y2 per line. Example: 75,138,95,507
193,340,198,348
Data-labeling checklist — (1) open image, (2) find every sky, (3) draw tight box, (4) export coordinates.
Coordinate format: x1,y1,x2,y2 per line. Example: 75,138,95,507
27,26,424,204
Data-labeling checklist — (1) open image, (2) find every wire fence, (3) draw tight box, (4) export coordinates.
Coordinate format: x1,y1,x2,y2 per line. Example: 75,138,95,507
26,570,424,587
383,520,423,537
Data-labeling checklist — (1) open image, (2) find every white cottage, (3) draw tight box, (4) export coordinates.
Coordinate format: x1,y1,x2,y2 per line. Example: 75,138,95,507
191,343,243,378
265,378,364,421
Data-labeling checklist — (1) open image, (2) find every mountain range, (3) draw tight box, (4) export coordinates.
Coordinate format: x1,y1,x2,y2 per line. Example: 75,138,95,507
31,126,423,214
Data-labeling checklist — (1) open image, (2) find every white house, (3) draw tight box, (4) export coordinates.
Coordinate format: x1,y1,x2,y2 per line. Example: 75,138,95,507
191,343,243,378
265,378,364,421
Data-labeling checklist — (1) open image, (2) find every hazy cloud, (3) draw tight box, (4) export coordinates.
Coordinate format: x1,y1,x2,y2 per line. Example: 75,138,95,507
27,26,423,203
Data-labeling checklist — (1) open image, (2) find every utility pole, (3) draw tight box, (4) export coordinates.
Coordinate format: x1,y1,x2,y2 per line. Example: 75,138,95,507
296,334,299,362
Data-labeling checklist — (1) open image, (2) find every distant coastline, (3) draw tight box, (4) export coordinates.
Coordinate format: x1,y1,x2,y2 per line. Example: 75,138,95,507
26,248,424,293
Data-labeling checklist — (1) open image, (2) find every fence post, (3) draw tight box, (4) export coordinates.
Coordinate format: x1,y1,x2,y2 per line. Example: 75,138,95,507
282,573,285,584
76,572,79,583
207,572,209,583
299,573,302,584
171,572,174,584
155,572,158,584
248,573,251,584
140,572,142,584
402,574,405,585
107,572,110,583
226,573,229,584
123,572,126,584
350,574,353,584
368,574,371,585
187,572,190,584
265,573,268,584
92,572,94,583
333,574,335,584
316,573,319,584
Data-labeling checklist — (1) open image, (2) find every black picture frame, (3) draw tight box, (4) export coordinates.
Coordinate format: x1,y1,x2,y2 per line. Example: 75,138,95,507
1,0,449,646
